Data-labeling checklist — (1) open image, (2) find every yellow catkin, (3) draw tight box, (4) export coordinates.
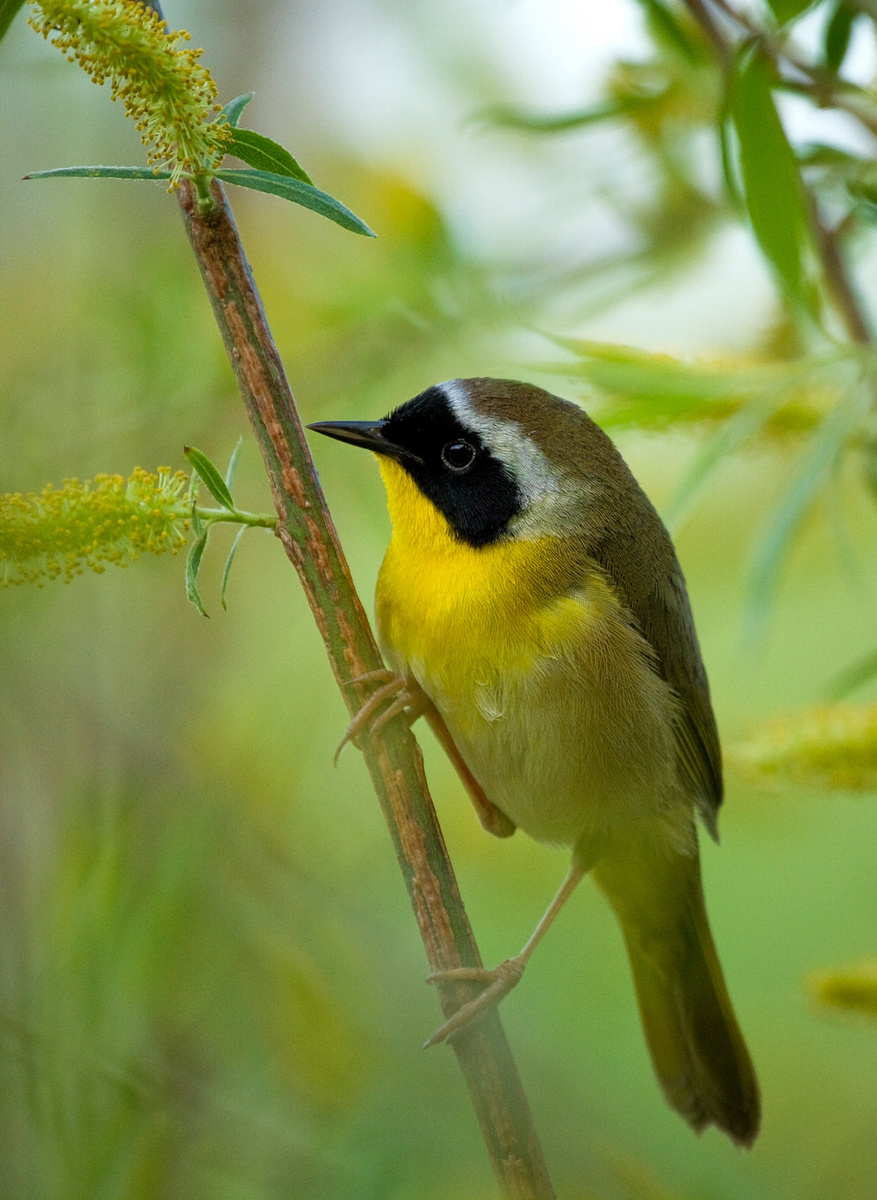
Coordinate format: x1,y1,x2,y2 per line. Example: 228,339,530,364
29,0,231,184
809,961,877,1020
731,703,877,792
0,468,191,586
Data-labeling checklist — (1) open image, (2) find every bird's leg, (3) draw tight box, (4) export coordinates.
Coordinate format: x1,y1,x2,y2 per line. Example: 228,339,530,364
422,706,516,839
335,670,427,764
338,675,517,838
423,860,587,1047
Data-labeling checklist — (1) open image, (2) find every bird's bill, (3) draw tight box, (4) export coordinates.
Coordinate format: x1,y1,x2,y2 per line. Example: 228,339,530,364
307,420,423,464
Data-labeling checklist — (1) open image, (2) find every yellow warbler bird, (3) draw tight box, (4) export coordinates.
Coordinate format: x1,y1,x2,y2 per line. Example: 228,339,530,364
309,378,760,1146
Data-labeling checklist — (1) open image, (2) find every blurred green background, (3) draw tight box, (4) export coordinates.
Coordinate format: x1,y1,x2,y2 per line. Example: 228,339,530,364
3,1,877,1197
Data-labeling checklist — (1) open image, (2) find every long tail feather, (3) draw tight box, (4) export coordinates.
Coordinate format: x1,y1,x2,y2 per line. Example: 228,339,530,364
593,841,760,1146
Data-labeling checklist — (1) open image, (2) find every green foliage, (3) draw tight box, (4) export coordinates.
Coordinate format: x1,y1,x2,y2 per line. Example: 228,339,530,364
25,164,373,235
218,91,254,129
184,522,209,617
0,0,25,42
26,3,371,232
765,0,820,24
184,445,236,511
729,45,816,316
8,0,877,1194
824,1,857,71
228,128,313,185
214,169,374,234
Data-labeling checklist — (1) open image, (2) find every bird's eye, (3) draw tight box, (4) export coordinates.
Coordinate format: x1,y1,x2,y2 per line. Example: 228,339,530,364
441,440,476,472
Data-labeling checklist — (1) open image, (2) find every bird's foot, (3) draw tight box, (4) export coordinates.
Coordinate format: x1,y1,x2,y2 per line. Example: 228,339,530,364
335,670,425,764
423,956,528,1047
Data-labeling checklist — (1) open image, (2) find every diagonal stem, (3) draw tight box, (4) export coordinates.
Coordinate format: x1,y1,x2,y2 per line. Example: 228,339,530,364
143,3,554,1193
171,168,554,1199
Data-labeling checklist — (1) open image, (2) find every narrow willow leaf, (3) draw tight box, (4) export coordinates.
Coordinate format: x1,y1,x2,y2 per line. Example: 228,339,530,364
185,529,210,618
765,0,820,23
540,336,837,428
748,382,872,628
718,73,745,214
24,166,171,181
214,169,374,236
480,95,659,134
825,2,856,71
224,436,244,494
228,129,312,184
0,0,25,42
221,525,247,611
219,92,254,129
633,0,701,62
731,46,815,313
666,395,781,530
797,142,866,170
184,446,235,510
827,648,877,700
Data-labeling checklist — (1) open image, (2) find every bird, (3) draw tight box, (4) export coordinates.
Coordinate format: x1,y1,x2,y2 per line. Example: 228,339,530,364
308,377,760,1147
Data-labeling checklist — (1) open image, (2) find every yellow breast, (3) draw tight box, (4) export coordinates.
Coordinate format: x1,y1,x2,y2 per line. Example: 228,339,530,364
374,458,598,686
372,459,680,846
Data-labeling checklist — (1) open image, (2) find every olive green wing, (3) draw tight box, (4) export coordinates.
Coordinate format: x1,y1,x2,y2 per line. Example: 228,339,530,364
592,534,723,840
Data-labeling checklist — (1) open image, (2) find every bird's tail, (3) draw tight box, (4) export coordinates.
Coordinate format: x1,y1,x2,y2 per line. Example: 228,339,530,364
592,840,760,1146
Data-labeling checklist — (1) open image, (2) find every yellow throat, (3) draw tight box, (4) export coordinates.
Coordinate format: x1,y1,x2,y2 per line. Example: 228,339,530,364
374,457,599,684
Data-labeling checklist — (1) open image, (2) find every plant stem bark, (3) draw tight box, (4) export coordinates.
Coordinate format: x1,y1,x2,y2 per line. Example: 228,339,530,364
174,175,555,1200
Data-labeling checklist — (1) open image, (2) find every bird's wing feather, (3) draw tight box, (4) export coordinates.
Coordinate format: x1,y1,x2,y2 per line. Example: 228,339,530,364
591,535,723,838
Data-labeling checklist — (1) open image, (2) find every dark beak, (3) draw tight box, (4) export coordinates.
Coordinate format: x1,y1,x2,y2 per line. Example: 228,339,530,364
307,420,423,465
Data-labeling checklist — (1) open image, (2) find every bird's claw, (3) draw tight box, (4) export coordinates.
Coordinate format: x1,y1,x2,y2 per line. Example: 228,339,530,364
423,956,527,1047
335,670,424,764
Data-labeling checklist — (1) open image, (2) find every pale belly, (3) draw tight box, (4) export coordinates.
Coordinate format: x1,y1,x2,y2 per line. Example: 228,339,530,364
378,572,684,852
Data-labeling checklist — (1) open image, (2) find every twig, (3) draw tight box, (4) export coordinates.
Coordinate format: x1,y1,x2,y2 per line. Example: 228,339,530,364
133,5,554,1194
168,122,555,1200
811,206,873,345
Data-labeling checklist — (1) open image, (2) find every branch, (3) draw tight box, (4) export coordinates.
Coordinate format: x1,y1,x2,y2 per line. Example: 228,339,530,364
173,179,555,1197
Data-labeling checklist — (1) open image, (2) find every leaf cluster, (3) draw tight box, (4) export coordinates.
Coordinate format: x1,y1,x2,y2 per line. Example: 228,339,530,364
24,91,373,235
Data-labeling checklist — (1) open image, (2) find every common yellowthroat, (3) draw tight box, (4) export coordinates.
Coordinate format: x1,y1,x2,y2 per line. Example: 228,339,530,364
309,378,760,1146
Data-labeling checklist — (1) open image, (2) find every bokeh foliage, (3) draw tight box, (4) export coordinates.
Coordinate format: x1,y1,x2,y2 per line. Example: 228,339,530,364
2,1,877,1198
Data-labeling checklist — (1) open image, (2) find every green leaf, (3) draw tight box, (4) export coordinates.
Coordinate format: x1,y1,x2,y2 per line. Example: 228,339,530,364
0,0,25,43
479,95,660,134
632,0,701,62
219,92,254,129
24,166,171,181
184,446,236,510
185,529,210,618
797,142,866,170
666,394,781,530
765,0,820,24
748,381,872,630
730,46,816,314
225,436,244,494
221,525,247,611
228,129,312,184
25,166,375,236
824,2,856,72
214,169,374,236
